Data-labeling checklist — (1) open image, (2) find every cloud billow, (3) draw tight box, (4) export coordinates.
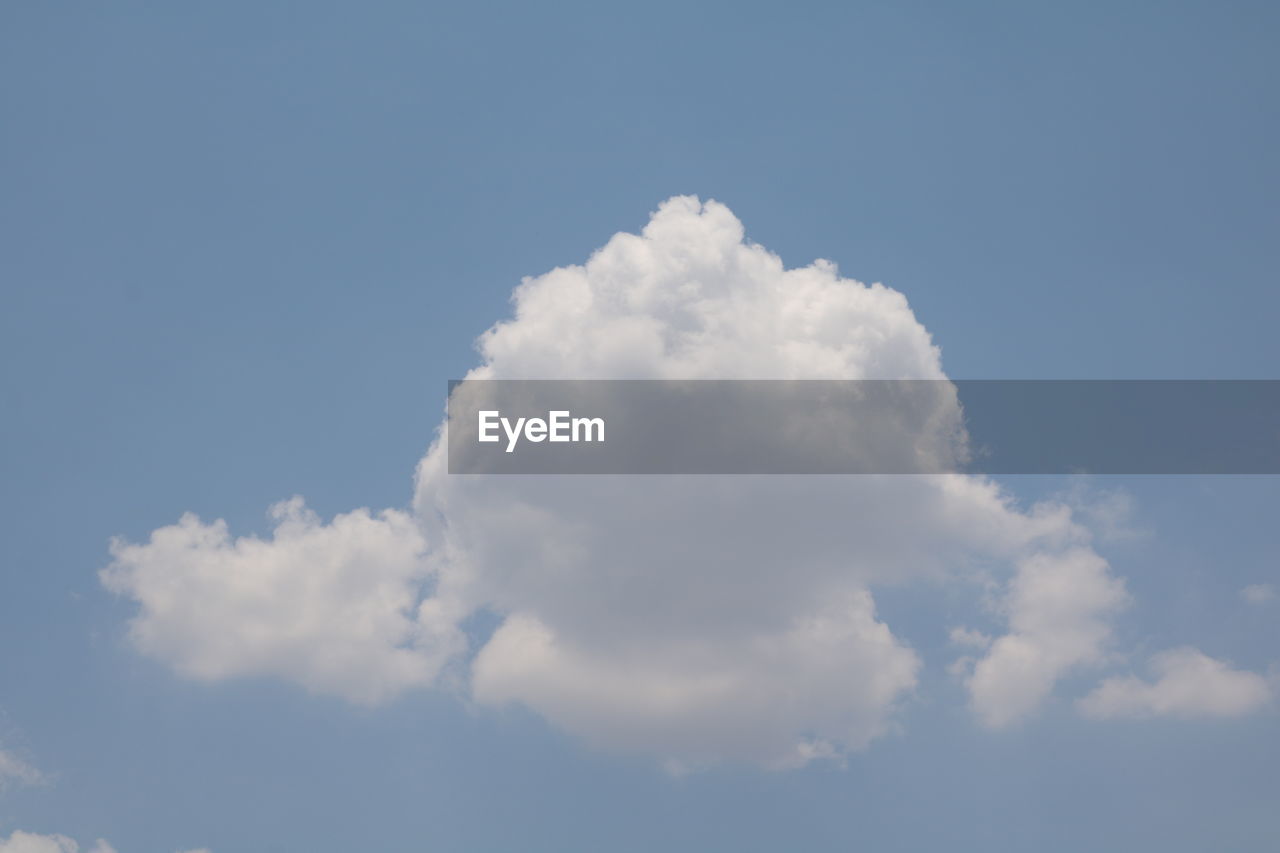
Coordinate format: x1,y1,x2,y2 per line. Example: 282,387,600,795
102,197,1271,768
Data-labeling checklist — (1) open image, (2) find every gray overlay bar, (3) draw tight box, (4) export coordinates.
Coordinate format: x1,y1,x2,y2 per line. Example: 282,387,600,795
446,380,1280,475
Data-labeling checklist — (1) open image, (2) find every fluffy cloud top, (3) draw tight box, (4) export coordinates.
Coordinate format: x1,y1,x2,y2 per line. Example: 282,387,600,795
469,197,944,382
102,196,1264,767
1077,648,1272,719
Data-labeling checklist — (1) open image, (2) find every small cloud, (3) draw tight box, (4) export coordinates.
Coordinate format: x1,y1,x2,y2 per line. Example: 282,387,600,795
0,833,198,853
966,548,1129,729
0,832,114,853
1077,647,1272,720
1056,482,1146,544
0,748,44,791
1241,583,1276,606
946,656,976,680
101,499,463,706
948,627,991,650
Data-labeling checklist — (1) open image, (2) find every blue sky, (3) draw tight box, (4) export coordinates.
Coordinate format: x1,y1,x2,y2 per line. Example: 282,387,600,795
2,2,1278,851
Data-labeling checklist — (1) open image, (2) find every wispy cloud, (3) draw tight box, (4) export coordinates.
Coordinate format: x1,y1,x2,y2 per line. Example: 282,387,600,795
1241,583,1276,606
1078,647,1272,720
0,747,44,792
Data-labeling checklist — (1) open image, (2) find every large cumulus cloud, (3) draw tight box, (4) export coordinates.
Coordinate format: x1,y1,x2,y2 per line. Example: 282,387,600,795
101,197,1267,767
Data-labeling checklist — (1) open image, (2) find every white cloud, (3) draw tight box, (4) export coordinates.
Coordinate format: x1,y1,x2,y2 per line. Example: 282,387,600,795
105,196,1130,766
949,627,992,650
472,592,920,769
0,835,200,853
961,548,1129,728
467,197,945,382
1241,583,1275,605
0,834,115,853
413,197,1127,758
1077,647,1272,719
0,748,44,791
1056,482,1145,544
102,497,465,705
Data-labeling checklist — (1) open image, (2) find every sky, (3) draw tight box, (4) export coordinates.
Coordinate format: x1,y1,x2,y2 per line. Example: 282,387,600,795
1,2,1278,851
